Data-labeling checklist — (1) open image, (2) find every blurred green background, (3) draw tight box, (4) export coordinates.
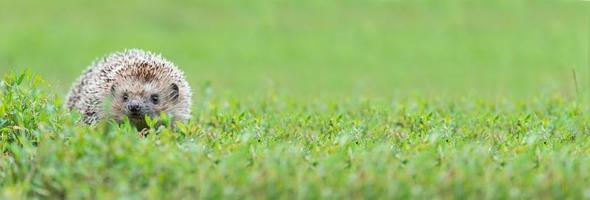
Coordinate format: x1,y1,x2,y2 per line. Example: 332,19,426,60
0,0,587,99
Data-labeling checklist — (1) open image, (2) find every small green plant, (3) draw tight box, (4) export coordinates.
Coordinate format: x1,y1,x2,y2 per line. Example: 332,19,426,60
0,71,71,148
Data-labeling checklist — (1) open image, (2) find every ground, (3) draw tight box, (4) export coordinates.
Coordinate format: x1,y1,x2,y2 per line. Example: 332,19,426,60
0,0,589,199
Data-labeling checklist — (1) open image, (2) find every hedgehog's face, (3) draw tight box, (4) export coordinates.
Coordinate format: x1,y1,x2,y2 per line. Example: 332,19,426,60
109,79,179,129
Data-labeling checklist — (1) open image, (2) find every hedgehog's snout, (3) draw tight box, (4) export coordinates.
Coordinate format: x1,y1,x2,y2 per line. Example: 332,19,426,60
126,100,143,116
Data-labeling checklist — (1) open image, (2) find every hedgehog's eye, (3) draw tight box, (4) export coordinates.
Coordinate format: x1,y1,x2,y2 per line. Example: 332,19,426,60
122,93,129,102
150,94,159,104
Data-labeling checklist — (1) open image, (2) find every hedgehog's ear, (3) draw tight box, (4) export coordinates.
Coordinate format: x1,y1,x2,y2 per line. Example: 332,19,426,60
170,83,179,101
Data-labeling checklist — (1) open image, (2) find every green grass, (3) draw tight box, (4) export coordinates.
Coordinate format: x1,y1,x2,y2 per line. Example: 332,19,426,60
1,0,590,199
0,0,587,98
3,71,590,199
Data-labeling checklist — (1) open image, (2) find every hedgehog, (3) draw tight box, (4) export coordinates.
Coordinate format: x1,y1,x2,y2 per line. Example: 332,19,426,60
66,49,192,129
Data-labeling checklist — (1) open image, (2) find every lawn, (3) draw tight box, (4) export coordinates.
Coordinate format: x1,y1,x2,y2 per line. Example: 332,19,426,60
1,0,589,199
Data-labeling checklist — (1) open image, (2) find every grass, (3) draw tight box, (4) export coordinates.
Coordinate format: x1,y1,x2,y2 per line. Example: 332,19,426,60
0,0,587,98
1,0,590,199
2,71,590,199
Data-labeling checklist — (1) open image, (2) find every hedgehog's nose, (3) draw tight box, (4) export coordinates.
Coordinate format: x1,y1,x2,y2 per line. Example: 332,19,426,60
127,103,141,114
